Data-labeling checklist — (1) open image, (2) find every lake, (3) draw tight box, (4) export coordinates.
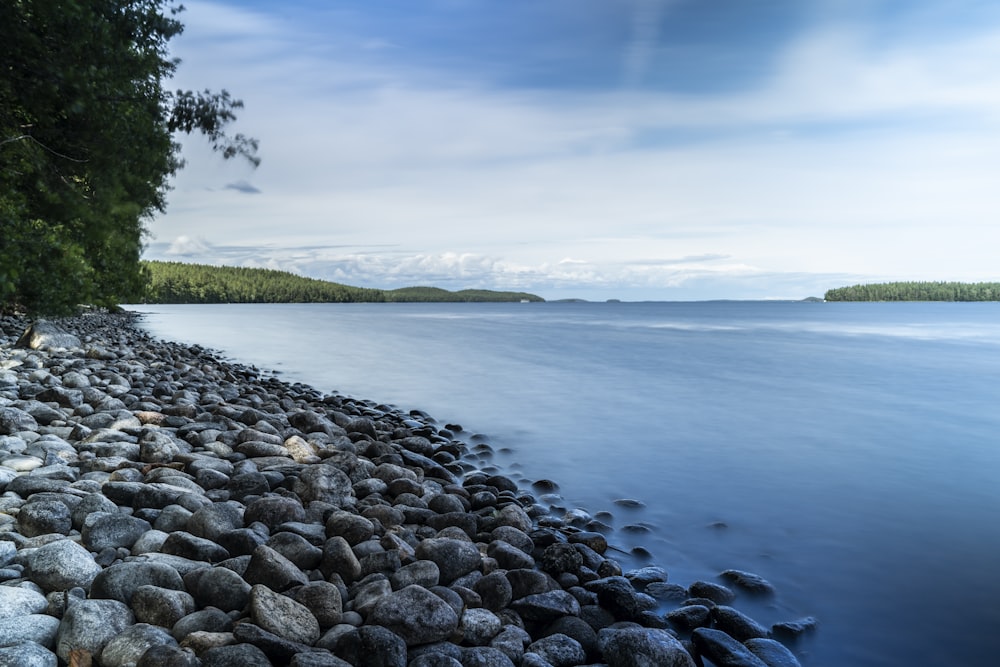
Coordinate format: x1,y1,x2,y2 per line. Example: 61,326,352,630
130,301,1000,666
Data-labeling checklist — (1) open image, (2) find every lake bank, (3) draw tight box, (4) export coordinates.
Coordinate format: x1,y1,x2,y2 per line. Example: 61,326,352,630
0,311,808,666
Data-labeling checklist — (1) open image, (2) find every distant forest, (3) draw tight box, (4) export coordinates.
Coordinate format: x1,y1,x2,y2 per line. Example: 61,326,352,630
141,261,544,303
825,282,1000,302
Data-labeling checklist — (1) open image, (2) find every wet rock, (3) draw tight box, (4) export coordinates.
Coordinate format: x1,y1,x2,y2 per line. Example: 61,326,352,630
771,616,818,639
583,576,657,621
745,638,803,667
720,569,776,596
691,627,768,667
688,580,736,605
597,626,696,667
667,604,712,632
711,605,770,642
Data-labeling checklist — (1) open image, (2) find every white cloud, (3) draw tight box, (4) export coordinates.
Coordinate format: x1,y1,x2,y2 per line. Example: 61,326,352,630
149,3,1000,299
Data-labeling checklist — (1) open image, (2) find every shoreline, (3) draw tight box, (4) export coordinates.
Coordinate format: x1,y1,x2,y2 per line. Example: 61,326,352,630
0,311,811,666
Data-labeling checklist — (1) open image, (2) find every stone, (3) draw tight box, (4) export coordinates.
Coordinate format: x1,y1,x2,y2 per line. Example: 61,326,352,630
0,641,57,667
293,464,353,506
292,581,343,627
771,616,818,639
249,584,321,645
324,511,374,545
526,634,586,667
17,500,72,537
54,599,135,663
489,625,532,664
597,627,696,667
25,539,102,592
320,536,362,584
243,544,310,591
667,604,712,631
80,512,152,551
161,530,230,562
232,622,315,663
200,643,273,667
720,569,776,596
136,645,201,667
99,623,178,667
0,586,48,621
187,502,245,541
267,531,323,570
691,628,768,667
334,626,406,667
583,576,657,621
459,608,502,646
171,608,235,642
244,495,306,530
132,585,197,628
0,614,60,650
414,537,481,585
460,646,516,667
509,591,581,623
711,605,770,642
745,638,803,667
0,407,39,435
688,580,736,605
184,565,251,612
473,571,513,613
90,561,185,604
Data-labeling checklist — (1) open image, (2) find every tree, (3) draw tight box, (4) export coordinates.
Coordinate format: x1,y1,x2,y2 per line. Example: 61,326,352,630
0,0,258,314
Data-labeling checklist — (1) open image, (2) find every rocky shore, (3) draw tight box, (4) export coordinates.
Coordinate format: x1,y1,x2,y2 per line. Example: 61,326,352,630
0,311,813,667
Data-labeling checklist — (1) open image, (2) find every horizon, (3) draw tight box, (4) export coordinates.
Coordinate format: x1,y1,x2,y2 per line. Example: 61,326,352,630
146,1,1000,301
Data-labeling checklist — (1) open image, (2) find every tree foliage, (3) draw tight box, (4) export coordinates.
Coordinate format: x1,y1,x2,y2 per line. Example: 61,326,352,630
1,0,258,314
142,261,545,303
824,282,1000,302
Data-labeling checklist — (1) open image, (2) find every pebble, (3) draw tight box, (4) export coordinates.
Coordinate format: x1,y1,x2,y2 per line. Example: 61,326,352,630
0,313,809,667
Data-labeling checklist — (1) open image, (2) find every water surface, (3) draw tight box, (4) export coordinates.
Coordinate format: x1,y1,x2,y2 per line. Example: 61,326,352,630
131,301,1000,666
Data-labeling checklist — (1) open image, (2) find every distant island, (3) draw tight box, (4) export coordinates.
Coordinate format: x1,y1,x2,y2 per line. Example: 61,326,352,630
142,261,544,304
825,281,1000,302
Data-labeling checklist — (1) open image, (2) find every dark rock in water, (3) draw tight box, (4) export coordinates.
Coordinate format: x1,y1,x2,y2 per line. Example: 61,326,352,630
369,585,460,646
745,638,803,667
688,580,736,605
771,616,818,639
540,543,583,576
720,569,776,596
691,627,768,667
597,626,696,667
612,498,645,509
666,605,712,632
583,576,657,622
711,605,770,642
335,625,407,667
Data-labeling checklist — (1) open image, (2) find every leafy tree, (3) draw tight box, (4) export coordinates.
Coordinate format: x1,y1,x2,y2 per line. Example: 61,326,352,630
1,0,258,314
825,281,1000,301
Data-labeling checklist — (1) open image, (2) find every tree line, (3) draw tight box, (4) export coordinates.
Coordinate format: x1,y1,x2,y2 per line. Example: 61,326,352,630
142,261,544,303
1,1,258,315
825,282,1000,302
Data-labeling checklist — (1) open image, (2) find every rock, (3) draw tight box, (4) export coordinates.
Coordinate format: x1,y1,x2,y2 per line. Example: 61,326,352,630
184,565,251,612
526,633,586,667
334,626,407,667
688,580,736,605
131,585,197,628
320,536,362,584
324,511,374,545
460,608,503,646
691,627,768,667
0,642,57,667
25,539,102,592
667,605,712,632
54,599,135,663
249,584,321,645
266,531,323,570
243,544,310,591
509,590,581,623
187,502,245,541
583,576,657,621
720,569,776,596
15,322,81,350
136,645,201,667
99,623,178,667
16,500,72,537
200,643,273,667
0,407,39,435
0,614,60,650
745,638,803,667
489,625,532,664
711,605,770,642
292,464,353,506
460,646,516,667
771,616,818,639
161,530,230,562
171,608,235,642
80,512,152,551
597,626,696,667
90,561,185,604
232,622,315,663
0,586,48,620
292,581,343,627
414,537,482,585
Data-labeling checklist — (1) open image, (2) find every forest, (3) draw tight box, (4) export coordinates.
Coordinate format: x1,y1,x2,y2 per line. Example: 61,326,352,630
142,261,544,303
824,282,1000,301
1,1,258,315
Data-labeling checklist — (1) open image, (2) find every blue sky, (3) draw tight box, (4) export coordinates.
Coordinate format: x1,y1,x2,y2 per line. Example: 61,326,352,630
146,0,1000,300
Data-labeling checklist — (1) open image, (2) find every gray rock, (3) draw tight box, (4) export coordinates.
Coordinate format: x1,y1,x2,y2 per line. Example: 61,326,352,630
292,464,353,506
0,407,39,435
231,622,315,663
473,571,513,613
244,495,306,530
289,652,353,667
17,500,72,537
90,561,185,604
505,569,551,600
170,608,235,641
132,585,196,628
0,614,60,650
527,634,585,667
389,559,440,590
243,544,310,591
334,625,406,667
99,623,178,667
187,502,245,541
0,642,57,667
184,565,251,612
15,322,81,350
597,626,696,667
249,584,320,645
688,580,736,605
413,537,481,585
55,599,135,663
161,531,230,563
510,590,581,623
266,531,323,570
770,616,817,639
70,493,120,531
0,586,48,621
489,625,532,664
460,646,516,667
666,605,712,632
200,643,272,667
136,645,201,667
81,512,152,551
691,628,768,667
291,581,343,627
720,569,776,596
320,536,361,584
324,511,374,546
25,539,101,592
584,576,658,621
460,608,503,646
744,638,803,667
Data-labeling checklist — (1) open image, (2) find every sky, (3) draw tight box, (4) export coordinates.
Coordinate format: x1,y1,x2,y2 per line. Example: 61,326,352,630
145,0,1000,301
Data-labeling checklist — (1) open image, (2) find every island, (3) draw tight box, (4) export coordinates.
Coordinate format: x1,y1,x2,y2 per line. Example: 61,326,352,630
824,281,1000,302
142,261,545,304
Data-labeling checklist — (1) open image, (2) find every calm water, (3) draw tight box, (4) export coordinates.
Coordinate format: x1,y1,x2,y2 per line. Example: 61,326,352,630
130,301,1000,666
